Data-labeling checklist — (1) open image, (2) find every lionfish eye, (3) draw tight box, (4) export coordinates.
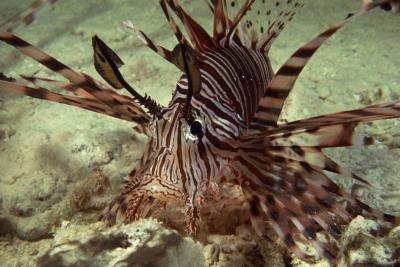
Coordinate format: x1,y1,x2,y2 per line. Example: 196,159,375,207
189,120,204,136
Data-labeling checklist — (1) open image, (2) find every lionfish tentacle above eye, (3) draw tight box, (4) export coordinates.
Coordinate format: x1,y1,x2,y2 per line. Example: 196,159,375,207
92,35,162,115
0,0,58,32
251,10,367,130
177,44,202,122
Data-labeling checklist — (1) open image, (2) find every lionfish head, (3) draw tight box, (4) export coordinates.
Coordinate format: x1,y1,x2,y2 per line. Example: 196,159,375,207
97,0,303,222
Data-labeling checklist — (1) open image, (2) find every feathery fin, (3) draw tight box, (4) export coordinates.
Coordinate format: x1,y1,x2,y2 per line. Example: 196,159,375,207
252,9,368,129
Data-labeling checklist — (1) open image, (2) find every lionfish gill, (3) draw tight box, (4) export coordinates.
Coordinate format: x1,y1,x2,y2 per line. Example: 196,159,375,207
0,0,399,263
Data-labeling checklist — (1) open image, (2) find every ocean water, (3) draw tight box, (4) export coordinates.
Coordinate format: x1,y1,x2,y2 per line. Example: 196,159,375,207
0,0,399,266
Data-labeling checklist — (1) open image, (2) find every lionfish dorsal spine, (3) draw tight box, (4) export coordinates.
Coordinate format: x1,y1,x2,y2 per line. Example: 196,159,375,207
252,9,367,130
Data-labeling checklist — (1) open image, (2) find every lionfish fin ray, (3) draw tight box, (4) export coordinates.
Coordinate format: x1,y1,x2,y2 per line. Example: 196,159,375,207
264,145,372,186
204,0,215,13
256,1,304,53
0,31,114,107
0,32,151,123
18,74,150,121
269,123,373,148
243,186,325,262
165,0,216,51
225,0,255,44
159,0,190,46
267,101,400,137
0,79,144,122
20,74,96,100
253,9,368,128
123,20,175,66
213,0,229,42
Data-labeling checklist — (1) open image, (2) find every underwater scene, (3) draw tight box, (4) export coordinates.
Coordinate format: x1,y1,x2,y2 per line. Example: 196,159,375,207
0,0,399,266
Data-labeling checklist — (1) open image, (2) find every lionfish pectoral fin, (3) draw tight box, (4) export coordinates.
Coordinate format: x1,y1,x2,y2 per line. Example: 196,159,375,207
243,185,336,262
0,31,152,124
0,78,143,122
252,7,371,129
261,103,400,197
237,122,399,262
269,100,400,138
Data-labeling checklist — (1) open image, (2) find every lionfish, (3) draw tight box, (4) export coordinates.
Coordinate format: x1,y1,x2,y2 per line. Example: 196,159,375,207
1,0,399,263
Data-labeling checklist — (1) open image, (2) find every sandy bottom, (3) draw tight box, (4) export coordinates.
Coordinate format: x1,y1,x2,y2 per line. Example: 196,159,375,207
0,0,399,266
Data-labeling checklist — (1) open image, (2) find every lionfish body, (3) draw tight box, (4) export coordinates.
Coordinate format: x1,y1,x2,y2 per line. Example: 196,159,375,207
1,0,399,263
107,26,275,230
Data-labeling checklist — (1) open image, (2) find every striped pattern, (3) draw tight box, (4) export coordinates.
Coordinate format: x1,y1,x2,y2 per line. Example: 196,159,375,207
1,0,399,264
0,31,151,126
251,10,366,130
